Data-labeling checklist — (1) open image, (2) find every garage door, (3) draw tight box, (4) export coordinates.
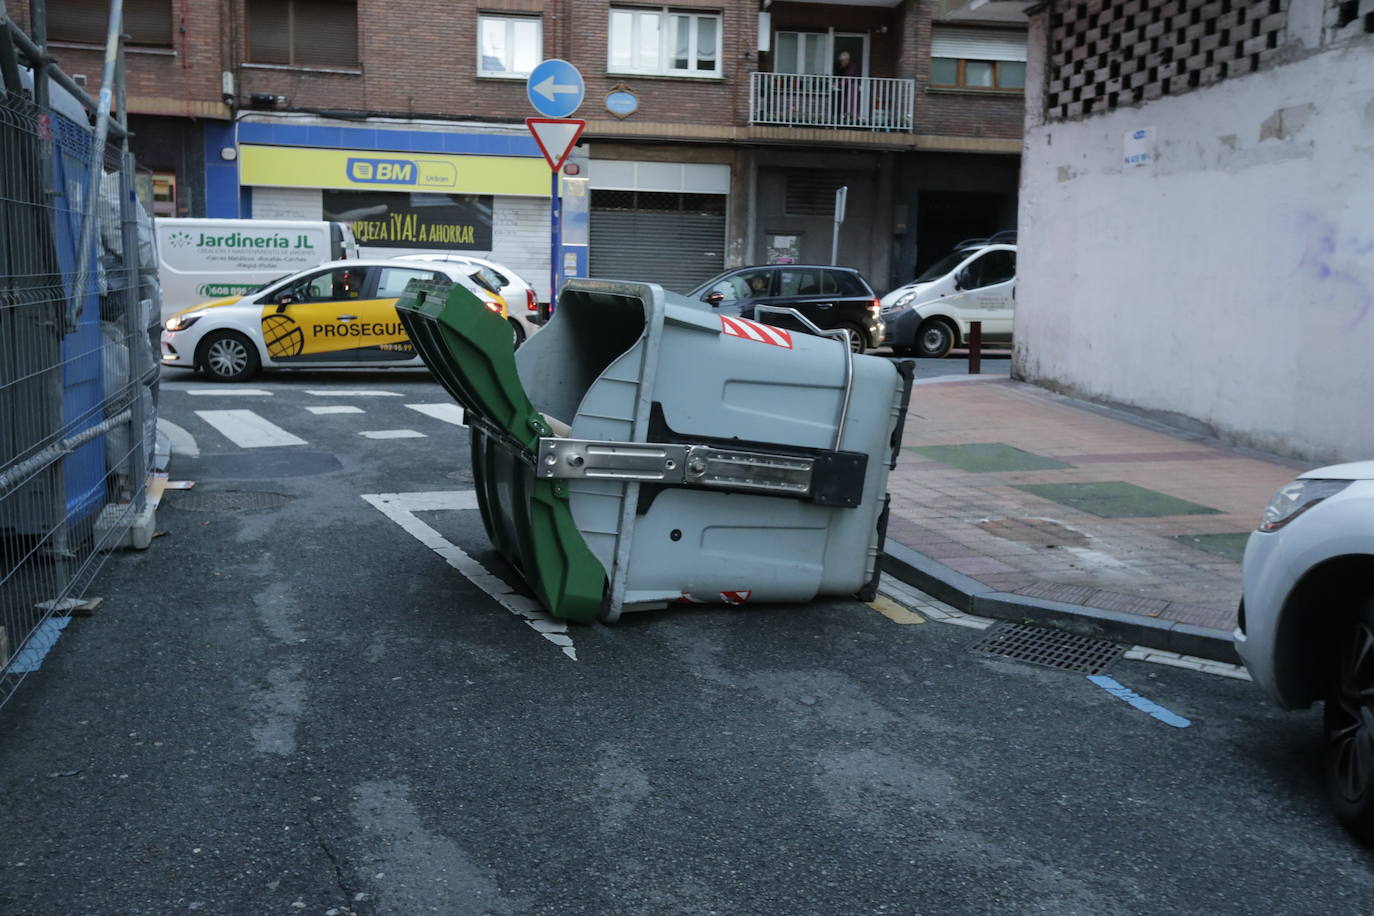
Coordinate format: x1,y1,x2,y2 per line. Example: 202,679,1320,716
589,191,726,293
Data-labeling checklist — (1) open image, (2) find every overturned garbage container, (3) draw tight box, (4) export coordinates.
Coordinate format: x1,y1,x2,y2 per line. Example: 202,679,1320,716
396,277,911,623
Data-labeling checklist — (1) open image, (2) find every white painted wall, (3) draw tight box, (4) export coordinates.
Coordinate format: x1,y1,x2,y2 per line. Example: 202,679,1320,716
1015,40,1374,463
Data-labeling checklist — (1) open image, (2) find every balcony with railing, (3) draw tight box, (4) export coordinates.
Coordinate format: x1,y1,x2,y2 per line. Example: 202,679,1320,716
749,72,915,133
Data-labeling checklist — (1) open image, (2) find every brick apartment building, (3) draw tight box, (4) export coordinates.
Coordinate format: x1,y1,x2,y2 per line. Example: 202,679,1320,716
11,0,1027,296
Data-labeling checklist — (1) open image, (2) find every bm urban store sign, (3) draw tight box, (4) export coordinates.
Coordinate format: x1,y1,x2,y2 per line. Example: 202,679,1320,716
239,145,547,197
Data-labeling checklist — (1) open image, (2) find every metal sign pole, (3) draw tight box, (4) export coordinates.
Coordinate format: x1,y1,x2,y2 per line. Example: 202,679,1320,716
550,168,562,307
526,59,585,315
830,185,848,266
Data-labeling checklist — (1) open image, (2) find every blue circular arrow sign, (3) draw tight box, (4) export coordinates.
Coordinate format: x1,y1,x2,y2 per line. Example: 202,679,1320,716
526,59,585,119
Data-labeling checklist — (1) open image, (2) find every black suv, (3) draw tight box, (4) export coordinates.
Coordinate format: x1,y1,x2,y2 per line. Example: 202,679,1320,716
686,265,884,353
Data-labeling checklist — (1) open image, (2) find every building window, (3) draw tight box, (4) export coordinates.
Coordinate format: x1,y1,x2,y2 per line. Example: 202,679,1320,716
478,14,541,78
775,32,827,75
608,7,721,76
930,58,1025,90
248,0,358,69
151,171,177,217
48,0,172,48
930,27,1026,91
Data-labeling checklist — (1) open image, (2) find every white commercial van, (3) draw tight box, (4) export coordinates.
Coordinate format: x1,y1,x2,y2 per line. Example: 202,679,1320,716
155,218,358,319
879,232,1017,358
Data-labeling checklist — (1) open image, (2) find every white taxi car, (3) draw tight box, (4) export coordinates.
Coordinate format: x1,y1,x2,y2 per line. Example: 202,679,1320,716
160,258,506,382
392,253,541,347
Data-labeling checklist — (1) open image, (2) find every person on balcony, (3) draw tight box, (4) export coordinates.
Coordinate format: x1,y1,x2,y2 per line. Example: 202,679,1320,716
834,51,860,123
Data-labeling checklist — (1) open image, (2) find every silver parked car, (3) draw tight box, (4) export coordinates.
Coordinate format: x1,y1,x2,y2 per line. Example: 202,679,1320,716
1235,460,1374,840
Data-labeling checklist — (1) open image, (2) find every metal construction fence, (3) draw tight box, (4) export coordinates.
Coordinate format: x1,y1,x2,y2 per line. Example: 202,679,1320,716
0,7,160,709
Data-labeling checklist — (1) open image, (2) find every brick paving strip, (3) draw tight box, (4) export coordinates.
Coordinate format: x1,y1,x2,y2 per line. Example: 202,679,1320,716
879,377,1309,662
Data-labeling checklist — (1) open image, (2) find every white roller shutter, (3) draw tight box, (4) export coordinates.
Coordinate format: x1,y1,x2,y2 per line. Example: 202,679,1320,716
489,196,551,299
931,27,1027,62
250,187,323,220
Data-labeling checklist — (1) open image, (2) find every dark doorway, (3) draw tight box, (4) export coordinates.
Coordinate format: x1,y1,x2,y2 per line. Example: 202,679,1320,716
914,191,1014,275
832,34,867,75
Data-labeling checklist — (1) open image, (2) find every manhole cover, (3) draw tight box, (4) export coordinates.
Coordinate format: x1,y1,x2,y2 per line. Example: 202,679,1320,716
972,622,1124,674
976,517,1089,548
167,490,294,512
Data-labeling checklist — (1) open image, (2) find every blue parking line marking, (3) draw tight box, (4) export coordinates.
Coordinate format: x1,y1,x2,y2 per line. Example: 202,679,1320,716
4,617,73,675
1086,675,1191,728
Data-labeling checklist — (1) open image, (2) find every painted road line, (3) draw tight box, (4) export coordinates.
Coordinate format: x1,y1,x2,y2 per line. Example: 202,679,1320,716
359,429,426,440
868,595,926,624
361,490,577,661
157,418,200,458
184,388,273,396
304,389,402,397
405,403,467,427
194,409,307,448
4,616,72,674
878,579,992,627
306,405,364,415
1124,646,1252,680
1086,675,1191,728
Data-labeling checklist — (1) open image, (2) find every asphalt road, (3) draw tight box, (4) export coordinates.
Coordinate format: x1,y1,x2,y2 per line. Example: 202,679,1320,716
876,350,1012,380
0,367,1368,915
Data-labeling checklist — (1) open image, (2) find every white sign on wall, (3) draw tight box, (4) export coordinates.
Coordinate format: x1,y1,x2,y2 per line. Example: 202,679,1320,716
1124,126,1156,168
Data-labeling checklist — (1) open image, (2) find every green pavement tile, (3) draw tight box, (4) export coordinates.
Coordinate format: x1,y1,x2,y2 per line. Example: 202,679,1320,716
1014,481,1221,518
906,442,1074,473
1173,532,1250,562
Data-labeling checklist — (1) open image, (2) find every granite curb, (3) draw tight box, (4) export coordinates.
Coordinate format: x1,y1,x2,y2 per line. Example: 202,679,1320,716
881,541,1240,664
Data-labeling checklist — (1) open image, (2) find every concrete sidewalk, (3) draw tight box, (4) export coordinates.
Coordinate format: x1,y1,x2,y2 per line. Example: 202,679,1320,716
880,375,1310,661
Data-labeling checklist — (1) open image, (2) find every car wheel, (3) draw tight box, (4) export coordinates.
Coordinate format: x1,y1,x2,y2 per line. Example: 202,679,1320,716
509,318,526,350
915,319,956,358
1324,595,1374,842
838,323,867,355
198,331,261,382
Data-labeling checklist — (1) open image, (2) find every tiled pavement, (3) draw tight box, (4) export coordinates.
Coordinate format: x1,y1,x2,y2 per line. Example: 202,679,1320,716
883,376,1309,641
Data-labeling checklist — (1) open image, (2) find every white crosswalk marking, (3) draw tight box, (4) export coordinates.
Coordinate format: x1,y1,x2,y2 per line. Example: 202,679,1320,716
405,403,467,427
359,429,426,439
184,388,273,396
306,405,364,415
361,490,577,661
304,389,402,397
195,409,307,448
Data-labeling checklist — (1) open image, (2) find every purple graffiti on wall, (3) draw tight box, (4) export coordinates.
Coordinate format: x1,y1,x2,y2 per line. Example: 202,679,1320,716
1300,215,1374,327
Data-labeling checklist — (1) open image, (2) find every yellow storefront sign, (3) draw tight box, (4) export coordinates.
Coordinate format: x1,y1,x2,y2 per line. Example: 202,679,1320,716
239,144,548,196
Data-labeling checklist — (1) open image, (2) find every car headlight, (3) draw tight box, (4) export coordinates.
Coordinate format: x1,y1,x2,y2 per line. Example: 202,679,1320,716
1258,478,1350,532
894,291,916,308
165,312,204,332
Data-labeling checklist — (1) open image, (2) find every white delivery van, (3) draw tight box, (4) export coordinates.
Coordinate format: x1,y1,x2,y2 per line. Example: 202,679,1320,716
155,218,358,319
879,232,1017,358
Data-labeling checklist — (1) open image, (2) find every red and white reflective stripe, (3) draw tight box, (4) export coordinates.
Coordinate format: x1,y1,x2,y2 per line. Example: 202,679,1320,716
719,315,792,349
678,590,754,605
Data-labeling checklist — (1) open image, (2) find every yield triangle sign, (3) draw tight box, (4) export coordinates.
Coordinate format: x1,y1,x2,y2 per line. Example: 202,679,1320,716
526,118,586,172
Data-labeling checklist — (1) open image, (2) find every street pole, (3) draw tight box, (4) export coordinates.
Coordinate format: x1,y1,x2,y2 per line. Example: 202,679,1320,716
549,168,562,310
830,185,848,266
70,0,123,331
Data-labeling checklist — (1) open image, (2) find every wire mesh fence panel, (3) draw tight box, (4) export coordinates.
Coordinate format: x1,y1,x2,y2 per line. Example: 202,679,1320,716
0,82,158,710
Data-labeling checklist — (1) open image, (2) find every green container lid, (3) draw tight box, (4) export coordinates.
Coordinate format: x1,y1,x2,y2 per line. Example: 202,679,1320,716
396,280,607,622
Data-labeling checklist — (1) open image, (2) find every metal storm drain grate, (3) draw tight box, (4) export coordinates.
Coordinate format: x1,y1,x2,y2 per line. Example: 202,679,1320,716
972,622,1124,675
167,490,294,512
